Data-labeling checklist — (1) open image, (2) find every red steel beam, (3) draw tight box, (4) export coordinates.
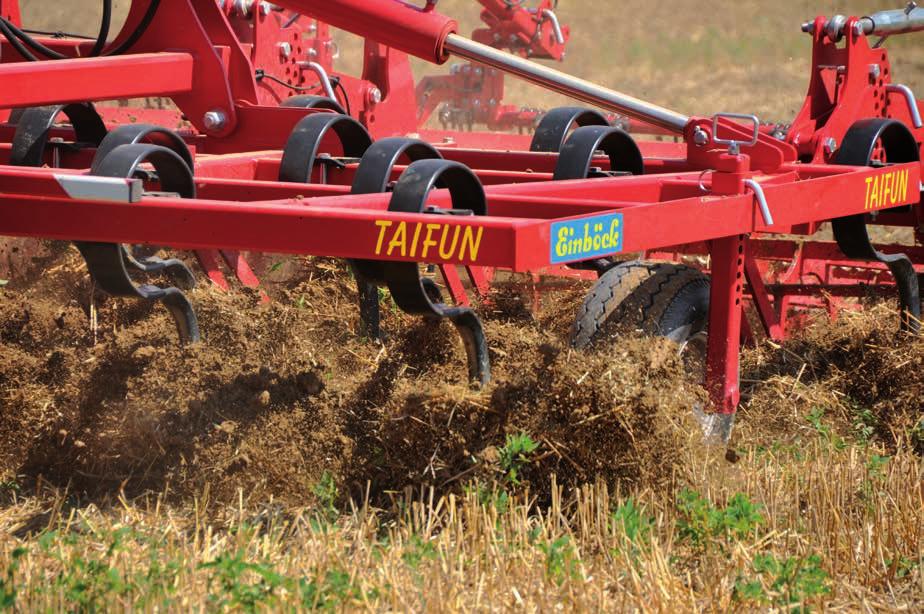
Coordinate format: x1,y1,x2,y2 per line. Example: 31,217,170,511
0,53,194,107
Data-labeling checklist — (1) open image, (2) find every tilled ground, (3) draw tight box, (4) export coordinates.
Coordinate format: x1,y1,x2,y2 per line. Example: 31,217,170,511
0,245,711,506
2,245,921,509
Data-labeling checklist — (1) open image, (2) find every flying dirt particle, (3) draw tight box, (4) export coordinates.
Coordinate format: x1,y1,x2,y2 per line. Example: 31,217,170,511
131,345,157,360
256,390,271,407
73,440,86,449
296,371,324,396
217,421,238,434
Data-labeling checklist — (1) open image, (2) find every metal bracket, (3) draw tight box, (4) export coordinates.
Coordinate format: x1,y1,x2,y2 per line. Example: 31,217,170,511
712,113,760,155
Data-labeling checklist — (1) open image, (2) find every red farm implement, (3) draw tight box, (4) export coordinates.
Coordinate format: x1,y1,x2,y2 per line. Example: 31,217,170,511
0,0,922,443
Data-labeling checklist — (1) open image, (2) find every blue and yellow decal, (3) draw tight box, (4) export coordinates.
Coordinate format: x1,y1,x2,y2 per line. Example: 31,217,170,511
550,213,623,264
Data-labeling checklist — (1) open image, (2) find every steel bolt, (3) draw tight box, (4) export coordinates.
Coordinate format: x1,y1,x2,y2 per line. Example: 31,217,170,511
203,109,228,132
367,87,382,106
233,0,254,17
693,126,709,147
824,15,847,41
823,137,838,155
278,42,292,59
869,64,881,82
259,2,272,16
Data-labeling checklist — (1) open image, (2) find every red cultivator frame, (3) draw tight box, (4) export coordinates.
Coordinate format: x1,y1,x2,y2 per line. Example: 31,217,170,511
0,0,922,442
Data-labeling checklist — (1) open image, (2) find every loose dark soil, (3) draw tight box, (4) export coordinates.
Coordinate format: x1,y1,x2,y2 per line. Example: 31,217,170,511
0,246,920,507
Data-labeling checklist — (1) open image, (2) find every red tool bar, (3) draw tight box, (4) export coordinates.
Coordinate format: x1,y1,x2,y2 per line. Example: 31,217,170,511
0,163,916,271
0,53,194,107
0,193,528,268
277,0,458,64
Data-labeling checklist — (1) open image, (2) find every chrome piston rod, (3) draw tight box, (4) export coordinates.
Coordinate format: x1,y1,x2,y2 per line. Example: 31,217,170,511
859,5,924,36
442,34,690,134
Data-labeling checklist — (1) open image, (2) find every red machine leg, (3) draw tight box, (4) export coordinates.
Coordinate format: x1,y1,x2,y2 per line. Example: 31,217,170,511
705,235,746,420
194,250,231,292
743,241,785,342
440,265,471,306
219,250,270,303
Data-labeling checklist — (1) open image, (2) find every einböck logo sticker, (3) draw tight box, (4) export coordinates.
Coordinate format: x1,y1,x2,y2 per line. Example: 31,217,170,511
550,213,623,264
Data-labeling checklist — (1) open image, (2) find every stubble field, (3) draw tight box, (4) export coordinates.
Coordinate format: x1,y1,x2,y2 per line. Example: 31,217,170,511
1,1,922,610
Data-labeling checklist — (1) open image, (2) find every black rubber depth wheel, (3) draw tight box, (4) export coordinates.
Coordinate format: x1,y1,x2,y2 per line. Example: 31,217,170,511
571,261,710,349
570,261,735,442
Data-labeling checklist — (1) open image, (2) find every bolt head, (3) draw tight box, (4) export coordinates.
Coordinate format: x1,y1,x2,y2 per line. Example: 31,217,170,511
367,87,382,105
203,110,228,132
278,42,292,59
693,127,709,147
824,15,847,41
259,1,272,16
824,137,838,155
233,0,254,17
869,64,881,81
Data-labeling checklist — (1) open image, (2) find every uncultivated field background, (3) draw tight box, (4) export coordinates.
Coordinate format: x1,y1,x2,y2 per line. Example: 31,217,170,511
1,1,922,611
20,0,924,119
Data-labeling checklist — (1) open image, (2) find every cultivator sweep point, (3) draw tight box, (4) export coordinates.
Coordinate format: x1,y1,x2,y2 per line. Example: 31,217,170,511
1,1,923,444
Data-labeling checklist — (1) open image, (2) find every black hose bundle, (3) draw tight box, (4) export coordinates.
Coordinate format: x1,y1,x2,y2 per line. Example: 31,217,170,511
0,0,161,62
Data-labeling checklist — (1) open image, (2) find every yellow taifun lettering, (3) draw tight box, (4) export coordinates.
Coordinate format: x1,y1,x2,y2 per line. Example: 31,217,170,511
374,220,393,255
409,222,423,257
897,169,909,202
865,169,912,210
459,226,484,261
420,224,442,259
438,225,461,260
387,222,408,257
372,220,484,263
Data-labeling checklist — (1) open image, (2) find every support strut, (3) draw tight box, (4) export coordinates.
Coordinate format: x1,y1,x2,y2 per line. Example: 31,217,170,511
699,234,746,444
